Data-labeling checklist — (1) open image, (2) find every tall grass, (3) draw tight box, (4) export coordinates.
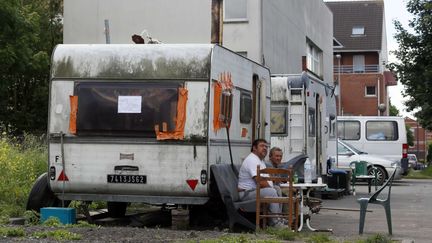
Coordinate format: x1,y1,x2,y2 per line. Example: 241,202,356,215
0,133,47,219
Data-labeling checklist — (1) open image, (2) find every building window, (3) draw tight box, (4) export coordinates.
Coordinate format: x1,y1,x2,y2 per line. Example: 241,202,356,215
352,26,365,36
365,86,376,96
306,41,323,76
353,55,365,73
224,0,247,21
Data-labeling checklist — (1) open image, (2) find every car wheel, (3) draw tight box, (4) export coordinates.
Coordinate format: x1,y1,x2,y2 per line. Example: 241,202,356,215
368,166,387,186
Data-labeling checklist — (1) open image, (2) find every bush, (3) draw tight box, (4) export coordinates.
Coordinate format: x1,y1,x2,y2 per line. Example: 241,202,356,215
0,133,47,219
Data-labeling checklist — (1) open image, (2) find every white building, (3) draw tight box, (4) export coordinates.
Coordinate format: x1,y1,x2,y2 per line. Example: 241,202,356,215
64,0,333,83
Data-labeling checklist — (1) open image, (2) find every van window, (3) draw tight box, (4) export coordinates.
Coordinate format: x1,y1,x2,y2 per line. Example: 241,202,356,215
366,121,398,141
337,121,360,140
75,81,181,137
240,92,252,124
270,106,287,135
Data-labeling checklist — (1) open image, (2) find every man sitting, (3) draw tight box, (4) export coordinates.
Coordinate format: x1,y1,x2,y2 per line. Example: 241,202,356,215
237,139,284,227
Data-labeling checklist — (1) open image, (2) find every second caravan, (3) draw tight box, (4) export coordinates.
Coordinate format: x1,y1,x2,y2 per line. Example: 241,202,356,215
270,72,336,177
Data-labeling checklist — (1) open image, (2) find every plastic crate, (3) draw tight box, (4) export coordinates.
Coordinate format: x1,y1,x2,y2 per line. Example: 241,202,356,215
40,207,76,225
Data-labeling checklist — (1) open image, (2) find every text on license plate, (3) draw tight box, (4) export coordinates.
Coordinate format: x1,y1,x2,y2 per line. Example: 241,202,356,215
107,174,147,184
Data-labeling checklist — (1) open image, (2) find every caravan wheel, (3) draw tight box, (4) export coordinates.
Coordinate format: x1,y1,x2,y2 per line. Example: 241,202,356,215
26,173,65,212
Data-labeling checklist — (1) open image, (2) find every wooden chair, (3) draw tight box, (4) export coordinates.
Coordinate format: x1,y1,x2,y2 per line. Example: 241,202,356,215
255,165,299,231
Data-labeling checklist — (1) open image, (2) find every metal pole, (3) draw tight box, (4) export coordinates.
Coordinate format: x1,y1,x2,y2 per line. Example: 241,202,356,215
336,54,341,115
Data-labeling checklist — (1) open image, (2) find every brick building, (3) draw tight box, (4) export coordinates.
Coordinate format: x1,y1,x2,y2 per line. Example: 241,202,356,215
326,0,397,116
405,117,431,161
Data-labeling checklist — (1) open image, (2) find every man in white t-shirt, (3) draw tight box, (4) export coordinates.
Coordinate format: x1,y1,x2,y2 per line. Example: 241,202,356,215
237,139,283,227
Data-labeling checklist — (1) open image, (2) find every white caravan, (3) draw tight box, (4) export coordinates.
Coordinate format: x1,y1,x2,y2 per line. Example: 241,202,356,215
27,44,271,216
270,72,337,177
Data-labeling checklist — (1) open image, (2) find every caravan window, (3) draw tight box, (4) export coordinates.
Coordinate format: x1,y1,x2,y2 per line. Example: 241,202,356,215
338,121,360,140
366,121,398,141
240,92,252,124
74,81,181,137
308,108,316,137
270,106,287,135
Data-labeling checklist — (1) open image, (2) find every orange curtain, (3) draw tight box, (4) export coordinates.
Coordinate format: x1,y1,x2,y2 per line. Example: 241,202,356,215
156,87,188,140
69,95,78,134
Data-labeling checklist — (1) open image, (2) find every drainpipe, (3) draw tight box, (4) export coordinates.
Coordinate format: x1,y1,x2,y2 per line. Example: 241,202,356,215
377,77,380,116
211,0,223,45
260,0,264,65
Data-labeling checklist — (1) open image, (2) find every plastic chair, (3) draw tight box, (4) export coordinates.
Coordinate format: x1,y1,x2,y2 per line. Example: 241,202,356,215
357,169,397,235
255,165,299,231
350,161,377,195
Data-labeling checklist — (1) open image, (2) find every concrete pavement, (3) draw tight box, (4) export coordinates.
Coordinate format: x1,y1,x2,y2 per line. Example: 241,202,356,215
310,179,432,242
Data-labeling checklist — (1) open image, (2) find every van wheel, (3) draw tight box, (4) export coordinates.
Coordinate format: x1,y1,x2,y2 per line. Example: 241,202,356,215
26,173,66,212
107,202,128,217
368,166,386,186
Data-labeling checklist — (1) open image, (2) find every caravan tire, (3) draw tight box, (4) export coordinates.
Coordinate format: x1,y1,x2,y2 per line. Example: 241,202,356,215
107,202,128,218
26,173,64,213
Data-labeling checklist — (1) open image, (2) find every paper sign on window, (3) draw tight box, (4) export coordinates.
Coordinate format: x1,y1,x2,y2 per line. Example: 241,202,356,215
118,96,142,113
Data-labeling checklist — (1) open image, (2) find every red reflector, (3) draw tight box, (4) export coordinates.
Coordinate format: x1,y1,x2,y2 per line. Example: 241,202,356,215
402,143,408,158
57,170,69,181
186,179,198,191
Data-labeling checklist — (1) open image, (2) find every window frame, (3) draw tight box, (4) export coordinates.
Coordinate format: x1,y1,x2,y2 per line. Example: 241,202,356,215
337,120,361,140
74,81,182,137
306,40,323,77
366,121,399,141
240,91,252,124
365,85,377,97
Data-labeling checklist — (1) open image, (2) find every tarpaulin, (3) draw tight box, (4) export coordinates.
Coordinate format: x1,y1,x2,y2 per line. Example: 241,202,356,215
69,95,78,134
156,87,188,140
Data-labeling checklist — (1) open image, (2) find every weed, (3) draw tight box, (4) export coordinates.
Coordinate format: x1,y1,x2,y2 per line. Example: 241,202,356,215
198,235,280,243
70,220,97,228
357,233,393,243
32,229,82,241
0,133,47,219
42,216,63,227
23,210,40,225
264,227,297,241
305,233,335,243
0,226,25,237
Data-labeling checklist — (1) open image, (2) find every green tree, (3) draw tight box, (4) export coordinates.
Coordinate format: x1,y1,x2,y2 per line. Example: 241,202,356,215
406,125,414,147
389,0,432,130
0,0,62,135
389,101,400,116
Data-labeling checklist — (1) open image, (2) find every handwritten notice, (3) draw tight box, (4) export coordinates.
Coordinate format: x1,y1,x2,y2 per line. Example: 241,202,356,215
118,96,142,113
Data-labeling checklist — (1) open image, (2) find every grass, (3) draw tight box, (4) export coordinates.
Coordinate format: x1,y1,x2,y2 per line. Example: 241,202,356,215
0,133,47,220
356,233,393,243
0,226,25,237
32,229,82,241
404,166,432,179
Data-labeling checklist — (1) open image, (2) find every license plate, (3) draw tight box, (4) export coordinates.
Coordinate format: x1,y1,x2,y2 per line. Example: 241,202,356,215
107,174,147,184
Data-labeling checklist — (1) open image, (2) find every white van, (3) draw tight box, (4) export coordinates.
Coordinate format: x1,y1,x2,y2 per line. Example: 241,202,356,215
336,116,408,175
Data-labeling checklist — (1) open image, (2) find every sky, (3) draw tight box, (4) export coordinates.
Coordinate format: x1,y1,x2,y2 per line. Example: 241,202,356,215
384,0,413,117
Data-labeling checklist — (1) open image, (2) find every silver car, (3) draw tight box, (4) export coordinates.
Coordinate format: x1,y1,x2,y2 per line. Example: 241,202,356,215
335,139,403,185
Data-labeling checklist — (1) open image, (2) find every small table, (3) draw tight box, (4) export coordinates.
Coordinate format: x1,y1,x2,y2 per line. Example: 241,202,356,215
281,182,332,232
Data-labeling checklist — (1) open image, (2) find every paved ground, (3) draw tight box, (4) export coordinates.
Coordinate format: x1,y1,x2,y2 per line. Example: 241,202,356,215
311,179,432,243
